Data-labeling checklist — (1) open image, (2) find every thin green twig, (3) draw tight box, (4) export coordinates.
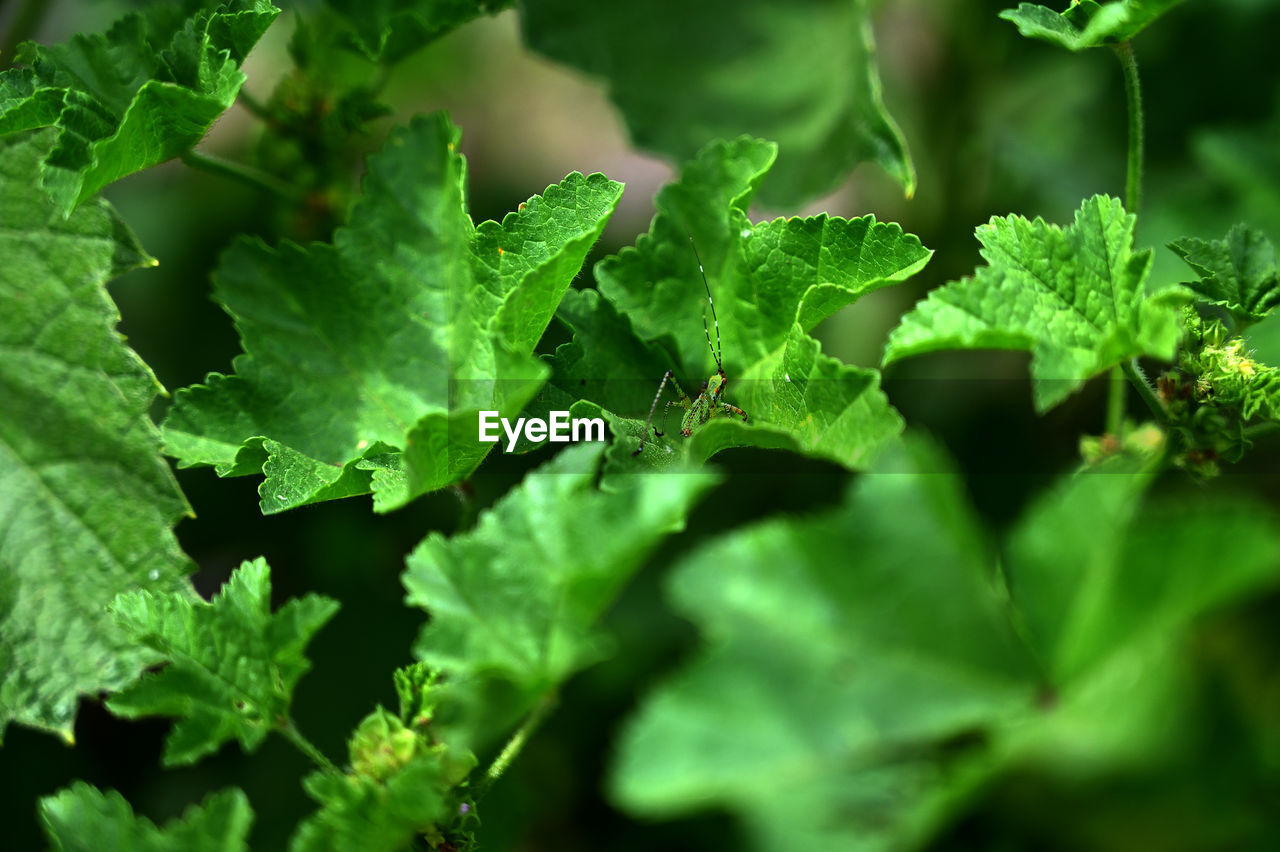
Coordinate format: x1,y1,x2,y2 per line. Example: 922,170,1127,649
1114,41,1144,216
1244,420,1280,441
1122,358,1165,423
180,149,302,203
476,691,558,799
281,717,341,775
236,87,274,122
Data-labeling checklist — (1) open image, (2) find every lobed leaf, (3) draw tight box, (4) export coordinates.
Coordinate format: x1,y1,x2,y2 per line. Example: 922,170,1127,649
520,0,914,206
0,0,278,214
1000,1,1188,51
613,439,1280,849
402,441,719,746
107,558,339,765
161,112,623,513
565,135,927,470
611,440,1036,851
884,194,1184,412
0,130,195,742
1169,224,1280,325
40,782,252,852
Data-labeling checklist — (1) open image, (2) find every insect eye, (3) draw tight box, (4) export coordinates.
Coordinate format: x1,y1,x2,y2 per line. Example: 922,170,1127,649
701,380,708,391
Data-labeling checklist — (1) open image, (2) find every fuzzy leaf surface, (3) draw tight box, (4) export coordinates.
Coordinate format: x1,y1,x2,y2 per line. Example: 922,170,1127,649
107,558,338,765
884,194,1183,412
1170,224,1280,325
0,0,278,213
563,136,927,470
403,442,719,746
520,0,913,205
161,113,622,513
40,782,251,852
999,1,1188,50
0,130,194,742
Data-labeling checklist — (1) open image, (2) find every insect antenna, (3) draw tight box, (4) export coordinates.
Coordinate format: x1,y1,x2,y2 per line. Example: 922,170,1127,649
688,235,722,372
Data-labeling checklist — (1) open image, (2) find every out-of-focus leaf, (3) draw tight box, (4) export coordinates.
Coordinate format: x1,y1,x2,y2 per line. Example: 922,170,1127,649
0,129,194,743
614,440,1280,849
161,113,622,513
323,0,514,64
0,1,278,213
520,0,914,205
108,558,338,765
611,440,1035,851
40,782,251,852
1000,1,1188,51
1006,475,1280,683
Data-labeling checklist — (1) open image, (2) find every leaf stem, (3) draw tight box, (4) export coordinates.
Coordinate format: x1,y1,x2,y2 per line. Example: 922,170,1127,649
180,149,301,203
1244,420,1280,440
236,87,274,122
1114,41,1144,215
1122,358,1165,422
1106,365,1126,436
477,691,558,799
281,717,341,775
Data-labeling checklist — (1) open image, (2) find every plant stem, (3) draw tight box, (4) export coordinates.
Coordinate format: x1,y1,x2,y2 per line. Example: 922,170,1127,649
180,149,301,203
1122,358,1165,422
281,718,341,774
1114,41,1144,215
1,0,49,67
1106,365,1126,436
236,88,274,122
1244,421,1280,440
477,692,558,799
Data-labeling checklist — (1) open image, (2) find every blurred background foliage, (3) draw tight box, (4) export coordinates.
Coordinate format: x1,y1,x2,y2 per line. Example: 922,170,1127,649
3,0,1280,848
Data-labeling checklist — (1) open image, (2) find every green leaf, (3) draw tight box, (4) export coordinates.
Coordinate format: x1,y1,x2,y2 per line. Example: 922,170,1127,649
1006,473,1280,683
613,440,1280,848
402,442,719,745
1000,1,1188,51
107,558,338,765
520,0,914,205
161,113,623,513
0,129,195,742
0,1,279,214
40,782,252,852
611,440,1036,851
884,194,1184,412
323,0,515,64
1170,224,1280,325
567,136,926,469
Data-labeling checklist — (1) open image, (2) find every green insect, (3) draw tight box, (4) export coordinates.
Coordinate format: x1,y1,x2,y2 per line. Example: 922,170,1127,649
632,238,748,456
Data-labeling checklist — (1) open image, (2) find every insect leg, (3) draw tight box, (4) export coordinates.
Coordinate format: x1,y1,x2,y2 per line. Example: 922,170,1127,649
720,402,748,423
634,371,678,455
656,399,685,438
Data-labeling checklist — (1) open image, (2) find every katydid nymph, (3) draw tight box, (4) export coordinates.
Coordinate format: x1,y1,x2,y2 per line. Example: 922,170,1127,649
632,237,749,456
